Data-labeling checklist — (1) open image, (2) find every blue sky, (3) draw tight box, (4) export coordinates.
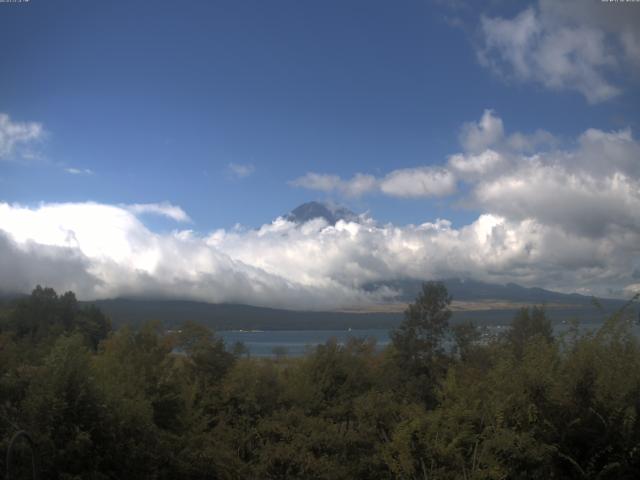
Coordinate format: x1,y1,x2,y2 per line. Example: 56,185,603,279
2,0,636,227
1,0,639,306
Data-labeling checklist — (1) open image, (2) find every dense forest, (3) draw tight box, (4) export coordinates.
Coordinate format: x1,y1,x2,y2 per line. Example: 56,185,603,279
1,284,640,479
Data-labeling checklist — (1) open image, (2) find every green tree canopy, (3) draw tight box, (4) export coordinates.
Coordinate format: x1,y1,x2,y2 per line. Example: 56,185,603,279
506,306,553,359
390,281,452,406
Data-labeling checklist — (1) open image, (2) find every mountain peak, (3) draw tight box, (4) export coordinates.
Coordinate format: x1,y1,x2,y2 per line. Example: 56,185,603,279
285,201,358,225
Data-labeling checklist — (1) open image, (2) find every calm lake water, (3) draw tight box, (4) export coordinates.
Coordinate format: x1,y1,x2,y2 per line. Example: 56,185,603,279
219,329,392,357
219,321,640,357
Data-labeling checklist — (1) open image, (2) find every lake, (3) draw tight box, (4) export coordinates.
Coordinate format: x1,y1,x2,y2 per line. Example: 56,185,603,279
219,328,393,357
219,320,640,357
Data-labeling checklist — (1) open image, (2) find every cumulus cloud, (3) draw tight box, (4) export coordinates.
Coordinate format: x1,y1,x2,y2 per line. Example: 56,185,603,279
538,0,640,66
456,109,558,156
290,110,557,200
477,0,639,103
284,109,640,301
290,172,378,197
0,113,44,160
459,109,504,153
292,168,456,199
228,162,255,178
125,202,192,223
0,230,99,296
448,150,504,180
290,172,342,192
0,201,395,308
2,110,639,307
0,197,637,309
474,167,640,238
574,128,640,178
451,110,640,240
379,167,456,198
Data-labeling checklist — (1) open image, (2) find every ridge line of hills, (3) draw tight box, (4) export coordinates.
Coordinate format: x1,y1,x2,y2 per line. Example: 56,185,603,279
80,278,633,331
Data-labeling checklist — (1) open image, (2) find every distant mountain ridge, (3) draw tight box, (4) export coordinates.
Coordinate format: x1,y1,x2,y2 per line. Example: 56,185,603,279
285,201,359,225
364,278,595,305
80,278,634,331
3,276,631,331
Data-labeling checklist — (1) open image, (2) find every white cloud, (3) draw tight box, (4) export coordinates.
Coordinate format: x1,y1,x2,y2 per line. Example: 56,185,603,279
291,109,555,200
65,167,94,175
624,284,640,297
290,172,378,197
379,167,456,198
574,127,640,178
0,193,637,309
290,172,342,192
126,202,192,223
451,111,640,241
2,111,639,308
538,0,640,68
448,149,504,180
505,129,557,153
450,109,560,158
459,109,504,153
0,201,394,309
282,109,640,301
292,168,456,199
478,2,631,103
344,173,378,197
228,162,255,178
0,230,98,296
0,113,44,160
474,166,640,238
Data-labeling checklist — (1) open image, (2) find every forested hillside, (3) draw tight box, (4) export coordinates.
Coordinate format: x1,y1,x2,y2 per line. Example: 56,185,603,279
1,284,640,479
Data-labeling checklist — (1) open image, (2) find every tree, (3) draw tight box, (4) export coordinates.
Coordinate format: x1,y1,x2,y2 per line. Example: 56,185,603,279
178,320,235,385
22,334,105,477
451,320,481,362
390,281,452,405
75,304,111,350
506,306,553,359
5,287,111,351
392,282,452,362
